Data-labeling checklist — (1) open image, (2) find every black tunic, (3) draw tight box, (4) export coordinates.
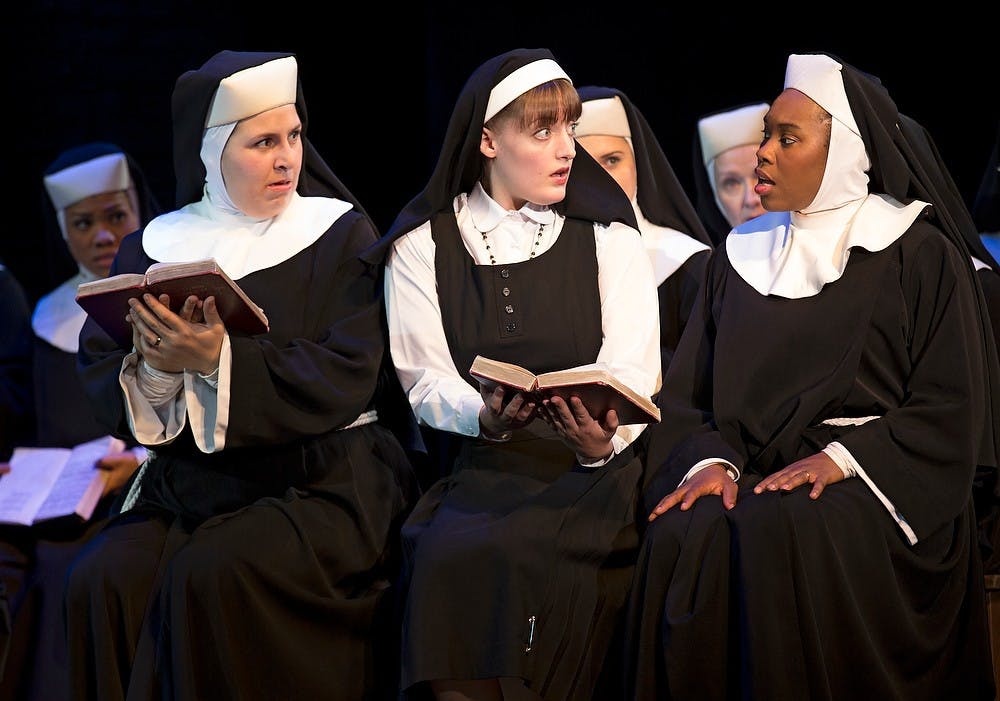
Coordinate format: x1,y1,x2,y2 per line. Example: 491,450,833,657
64,213,419,701
975,267,1000,574
0,268,33,460
399,214,645,699
622,219,995,700
0,334,125,701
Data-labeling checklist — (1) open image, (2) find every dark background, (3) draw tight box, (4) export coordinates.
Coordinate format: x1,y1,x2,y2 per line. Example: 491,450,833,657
6,2,998,305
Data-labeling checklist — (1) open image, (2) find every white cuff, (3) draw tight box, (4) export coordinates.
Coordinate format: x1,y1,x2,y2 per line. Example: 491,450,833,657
136,359,184,408
822,442,858,479
680,458,740,485
197,366,220,389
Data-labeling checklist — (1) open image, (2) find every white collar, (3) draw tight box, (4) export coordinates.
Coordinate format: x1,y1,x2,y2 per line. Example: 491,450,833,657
142,191,352,279
632,199,710,285
32,271,94,352
727,194,929,298
465,182,555,233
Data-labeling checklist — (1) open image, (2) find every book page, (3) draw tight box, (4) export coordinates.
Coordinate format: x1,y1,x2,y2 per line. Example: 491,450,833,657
469,356,538,391
145,258,221,284
75,272,146,296
535,363,660,423
33,436,121,522
535,362,611,386
0,447,72,525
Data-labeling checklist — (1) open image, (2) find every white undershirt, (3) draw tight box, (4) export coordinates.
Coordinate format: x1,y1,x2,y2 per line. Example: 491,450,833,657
384,183,661,462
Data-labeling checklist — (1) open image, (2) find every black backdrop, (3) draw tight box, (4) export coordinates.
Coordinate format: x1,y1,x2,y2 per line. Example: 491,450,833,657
7,2,998,304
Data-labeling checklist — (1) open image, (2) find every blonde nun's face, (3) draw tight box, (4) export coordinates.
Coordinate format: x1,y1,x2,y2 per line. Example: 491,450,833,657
63,190,140,278
754,89,831,213
712,143,767,227
221,104,303,219
480,115,576,211
576,134,637,201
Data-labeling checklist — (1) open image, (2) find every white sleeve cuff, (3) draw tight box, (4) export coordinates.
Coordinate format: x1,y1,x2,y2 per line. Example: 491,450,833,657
119,353,187,446
680,458,740,485
576,431,630,468
184,332,231,453
821,442,857,479
136,358,184,407
823,441,918,546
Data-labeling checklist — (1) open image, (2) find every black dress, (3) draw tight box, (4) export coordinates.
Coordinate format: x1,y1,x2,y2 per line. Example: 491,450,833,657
399,213,646,699
0,267,33,460
0,308,124,701
622,218,995,700
65,214,419,701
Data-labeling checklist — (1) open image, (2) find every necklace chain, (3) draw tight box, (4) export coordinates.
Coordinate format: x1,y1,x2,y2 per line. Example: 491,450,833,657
480,222,546,265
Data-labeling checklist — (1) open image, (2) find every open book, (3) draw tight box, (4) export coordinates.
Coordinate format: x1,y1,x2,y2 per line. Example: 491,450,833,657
469,355,660,425
76,258,269,345
0,435,126,525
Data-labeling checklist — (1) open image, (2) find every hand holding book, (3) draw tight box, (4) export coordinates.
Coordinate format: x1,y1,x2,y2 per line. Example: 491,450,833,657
469,355,660,425
77,258,269,345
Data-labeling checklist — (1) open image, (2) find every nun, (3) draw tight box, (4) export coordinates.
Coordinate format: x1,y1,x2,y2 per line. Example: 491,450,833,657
63,51,419,701
622,52,999,700
575,86,712,376
365,48,660,700
693,102,770,245
0,143,159,701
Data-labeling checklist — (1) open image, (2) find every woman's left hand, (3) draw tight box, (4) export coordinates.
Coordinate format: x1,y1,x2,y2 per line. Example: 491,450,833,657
95,451,142,498
753,452,844,499
539,394,617,462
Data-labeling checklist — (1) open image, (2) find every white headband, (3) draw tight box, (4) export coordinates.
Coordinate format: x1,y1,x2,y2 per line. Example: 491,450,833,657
206,55,298,128
484,58,571,123
43,152,132,211
783,53,860,136
576,96,631,139
697,102,769,167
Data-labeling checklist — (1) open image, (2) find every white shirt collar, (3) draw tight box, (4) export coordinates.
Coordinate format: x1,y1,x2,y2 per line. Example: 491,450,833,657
727,194,929,298
466,182,555,233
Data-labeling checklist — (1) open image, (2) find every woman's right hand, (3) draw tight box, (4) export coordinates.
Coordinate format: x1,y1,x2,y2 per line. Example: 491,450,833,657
648,463,737,521
478,384,537,438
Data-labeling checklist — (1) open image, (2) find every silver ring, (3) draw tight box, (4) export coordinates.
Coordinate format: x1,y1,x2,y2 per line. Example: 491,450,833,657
153,336,162,347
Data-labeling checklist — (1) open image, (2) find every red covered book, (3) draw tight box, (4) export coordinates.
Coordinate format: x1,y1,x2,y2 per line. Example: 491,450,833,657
76,258,269,345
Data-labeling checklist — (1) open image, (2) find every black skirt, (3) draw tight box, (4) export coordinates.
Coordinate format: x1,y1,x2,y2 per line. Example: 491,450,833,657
400,431,643,699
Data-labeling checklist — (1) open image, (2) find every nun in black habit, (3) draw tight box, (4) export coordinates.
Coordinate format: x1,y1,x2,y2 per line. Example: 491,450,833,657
0,142,160,701
34,142,162,450
692,102,770,246
63,50,419,701
575,86,713,376
901,112,1000,575
363,48,661,699
621,52,1000,700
